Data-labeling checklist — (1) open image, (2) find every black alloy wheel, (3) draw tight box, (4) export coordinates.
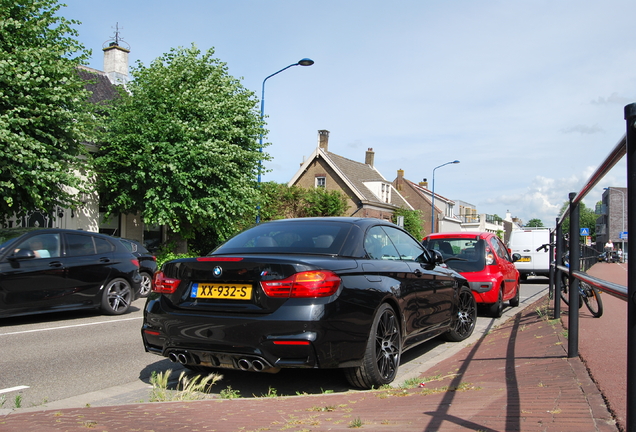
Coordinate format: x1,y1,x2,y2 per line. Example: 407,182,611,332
444,286,477,342
345,303,401,389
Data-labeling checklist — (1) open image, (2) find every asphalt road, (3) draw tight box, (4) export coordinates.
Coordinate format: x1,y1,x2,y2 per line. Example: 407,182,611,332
0,278,549,412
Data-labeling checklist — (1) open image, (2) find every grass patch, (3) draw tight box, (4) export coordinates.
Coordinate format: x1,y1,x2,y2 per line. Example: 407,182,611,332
149,369,222,402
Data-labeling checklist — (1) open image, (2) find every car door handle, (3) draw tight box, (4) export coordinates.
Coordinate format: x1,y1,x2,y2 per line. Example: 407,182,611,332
99,257,111,263
48,261,63,268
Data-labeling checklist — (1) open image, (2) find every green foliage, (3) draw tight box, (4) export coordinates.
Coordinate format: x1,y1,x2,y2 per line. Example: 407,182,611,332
95,44,263,243
558,201,597,241
526,218,544,227
0,0,94,218
304,188,349,217
392,208,424,240
256,182,348,221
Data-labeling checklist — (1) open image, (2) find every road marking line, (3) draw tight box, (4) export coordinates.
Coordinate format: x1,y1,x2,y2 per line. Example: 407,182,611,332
0,386,29,395
0,316,142,336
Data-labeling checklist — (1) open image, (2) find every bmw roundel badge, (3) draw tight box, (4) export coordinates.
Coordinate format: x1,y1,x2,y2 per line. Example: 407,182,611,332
213,266,222,278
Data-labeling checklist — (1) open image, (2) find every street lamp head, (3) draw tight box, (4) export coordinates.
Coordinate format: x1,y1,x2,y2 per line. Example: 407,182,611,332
297,58,314,66
452,160,460,164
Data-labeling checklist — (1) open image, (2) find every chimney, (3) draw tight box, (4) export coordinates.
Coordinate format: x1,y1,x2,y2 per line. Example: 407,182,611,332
419,178,429,189
396,169,405,191
103,42,130,85
365,148,375,167
318,130,329,151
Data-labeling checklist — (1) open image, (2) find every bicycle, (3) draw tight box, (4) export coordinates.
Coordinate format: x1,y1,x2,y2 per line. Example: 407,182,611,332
559,252,603,318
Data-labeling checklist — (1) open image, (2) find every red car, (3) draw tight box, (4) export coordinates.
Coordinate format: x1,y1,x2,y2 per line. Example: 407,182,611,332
422,232,521,317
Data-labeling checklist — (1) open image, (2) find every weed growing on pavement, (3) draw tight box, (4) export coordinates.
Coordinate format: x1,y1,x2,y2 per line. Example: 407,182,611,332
219,386,241,399
348,417,363,428
0,395,5,408
260,386,278,398
149,369,222,402
309,405,337,412
13,395,22,408
320,388,334,394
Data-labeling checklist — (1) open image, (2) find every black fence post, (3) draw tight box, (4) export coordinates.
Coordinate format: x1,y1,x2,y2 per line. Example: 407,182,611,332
568,192,580,358
624,102,636,432
554,221,562,319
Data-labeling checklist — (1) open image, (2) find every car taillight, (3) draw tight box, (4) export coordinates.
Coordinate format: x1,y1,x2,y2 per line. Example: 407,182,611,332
132,259,140,267
261,270,341,298
153,271,181,294
486,252,496,265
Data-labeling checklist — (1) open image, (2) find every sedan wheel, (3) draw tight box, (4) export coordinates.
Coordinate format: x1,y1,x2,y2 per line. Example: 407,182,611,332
345,304,401,389
444,286,477,342
509,281,520,307
101,278,133,315
488,287,504,318
139,272,152,297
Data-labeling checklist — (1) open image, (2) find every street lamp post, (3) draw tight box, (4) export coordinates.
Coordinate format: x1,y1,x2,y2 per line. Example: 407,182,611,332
430,160,460,234
256,58,314,223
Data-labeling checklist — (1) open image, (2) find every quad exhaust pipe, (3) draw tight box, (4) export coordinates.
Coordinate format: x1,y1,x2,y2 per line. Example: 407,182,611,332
237,358,267,372
168,351,190,365
168,350,273,372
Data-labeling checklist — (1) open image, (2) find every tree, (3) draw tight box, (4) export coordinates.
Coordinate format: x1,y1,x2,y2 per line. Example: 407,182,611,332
393,208,424,240
558,201,597,241
258,182,348,220
95,45,264,250
0,0,94,220
526,218,544,227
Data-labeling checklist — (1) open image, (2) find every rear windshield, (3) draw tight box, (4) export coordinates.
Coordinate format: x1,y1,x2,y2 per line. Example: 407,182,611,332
423,237,486,273
213,221,352,255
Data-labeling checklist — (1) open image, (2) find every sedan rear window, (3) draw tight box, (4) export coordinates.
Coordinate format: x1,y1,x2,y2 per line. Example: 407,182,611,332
213,221,352,255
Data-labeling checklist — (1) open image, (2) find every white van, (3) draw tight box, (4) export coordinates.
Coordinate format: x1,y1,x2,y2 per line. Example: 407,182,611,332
507,228,551,280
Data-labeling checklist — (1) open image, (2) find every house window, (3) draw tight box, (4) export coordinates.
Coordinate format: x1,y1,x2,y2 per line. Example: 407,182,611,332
315,176,326,188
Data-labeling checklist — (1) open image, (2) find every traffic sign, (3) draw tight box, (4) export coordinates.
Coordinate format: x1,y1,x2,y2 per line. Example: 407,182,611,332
580,228,590,236
620,231,628,240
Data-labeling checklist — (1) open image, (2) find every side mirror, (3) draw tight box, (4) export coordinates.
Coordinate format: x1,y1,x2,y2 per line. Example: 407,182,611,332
421,249,443,270
8,249,36,261
512,253,522,262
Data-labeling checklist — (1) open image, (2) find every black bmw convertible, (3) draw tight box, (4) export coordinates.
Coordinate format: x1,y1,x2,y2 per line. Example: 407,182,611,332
141,217,476,389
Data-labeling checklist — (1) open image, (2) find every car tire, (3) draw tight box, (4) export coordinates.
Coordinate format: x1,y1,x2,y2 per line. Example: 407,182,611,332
509,281,520,307
443,286,477,342
101,278,133,315
344,303,401,389
488,287,504,318
139,272,153,298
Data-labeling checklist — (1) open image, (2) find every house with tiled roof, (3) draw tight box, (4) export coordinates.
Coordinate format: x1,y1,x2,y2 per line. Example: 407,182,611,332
288,130,412,221
392,169,462,235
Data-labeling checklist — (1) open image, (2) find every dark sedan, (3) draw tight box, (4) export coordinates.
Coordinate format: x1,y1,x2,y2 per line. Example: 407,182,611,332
118,238,157,297
141,217,476,389
0,228,141,319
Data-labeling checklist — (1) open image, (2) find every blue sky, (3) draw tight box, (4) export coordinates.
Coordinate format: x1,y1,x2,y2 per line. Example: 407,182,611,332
61,0,633,226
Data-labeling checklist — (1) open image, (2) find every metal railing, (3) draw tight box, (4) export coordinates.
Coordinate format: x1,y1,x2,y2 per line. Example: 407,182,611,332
550,102,635,431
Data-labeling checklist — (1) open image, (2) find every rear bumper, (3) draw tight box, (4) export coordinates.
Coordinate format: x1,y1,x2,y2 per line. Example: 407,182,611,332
141,296,371,372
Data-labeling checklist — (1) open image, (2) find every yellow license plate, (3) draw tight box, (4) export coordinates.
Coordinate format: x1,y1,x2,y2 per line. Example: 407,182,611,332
192,283,252,300
518,257,531,262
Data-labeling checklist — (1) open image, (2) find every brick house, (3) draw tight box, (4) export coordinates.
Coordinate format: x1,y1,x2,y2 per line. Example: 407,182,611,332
288,130,412,221
392,169,461,235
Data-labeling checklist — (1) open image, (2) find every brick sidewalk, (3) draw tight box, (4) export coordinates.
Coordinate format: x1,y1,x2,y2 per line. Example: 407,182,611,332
0,296,617,431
